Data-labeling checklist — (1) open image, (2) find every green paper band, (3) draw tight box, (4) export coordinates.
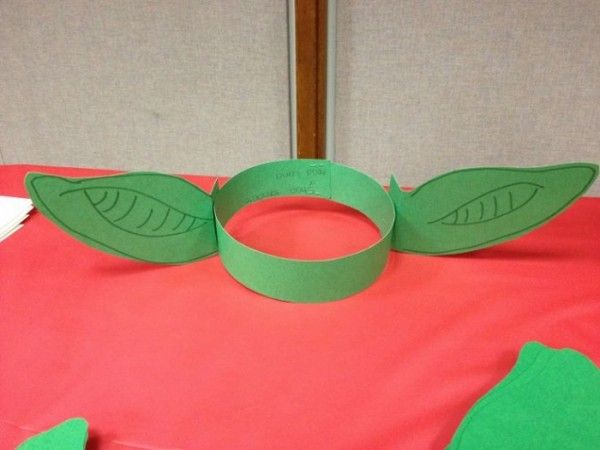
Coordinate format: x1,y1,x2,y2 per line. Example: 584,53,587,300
213,160,395,302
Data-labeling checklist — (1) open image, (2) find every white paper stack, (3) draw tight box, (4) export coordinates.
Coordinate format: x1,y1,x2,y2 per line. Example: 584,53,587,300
0,196,34,242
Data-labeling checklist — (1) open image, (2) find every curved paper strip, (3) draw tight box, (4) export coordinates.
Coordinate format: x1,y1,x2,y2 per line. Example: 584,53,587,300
390,163,598,255
213,160,395,302
448,342,600,449
25,172,217,263
17,418,88,450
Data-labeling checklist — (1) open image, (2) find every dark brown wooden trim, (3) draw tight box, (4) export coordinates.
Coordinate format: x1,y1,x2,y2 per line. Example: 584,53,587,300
295,0,327,159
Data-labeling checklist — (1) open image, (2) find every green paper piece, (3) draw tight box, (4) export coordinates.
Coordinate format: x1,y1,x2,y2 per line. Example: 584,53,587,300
17,418,88,450
448,342,600,449
211,179,221,197
25,172,217,264
213,159,395,302
23,160,598,302
390,163,598,254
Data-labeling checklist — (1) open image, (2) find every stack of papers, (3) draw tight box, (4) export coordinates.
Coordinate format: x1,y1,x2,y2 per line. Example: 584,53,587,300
0,196,33,242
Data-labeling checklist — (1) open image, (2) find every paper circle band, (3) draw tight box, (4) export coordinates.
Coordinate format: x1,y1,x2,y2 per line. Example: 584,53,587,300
213,160,395,302
25,160,598,302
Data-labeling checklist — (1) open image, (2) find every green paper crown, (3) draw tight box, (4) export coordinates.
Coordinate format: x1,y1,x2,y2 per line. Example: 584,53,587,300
25,160,598,302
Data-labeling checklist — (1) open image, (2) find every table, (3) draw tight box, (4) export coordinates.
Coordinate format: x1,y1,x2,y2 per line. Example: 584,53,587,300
1,164,599,449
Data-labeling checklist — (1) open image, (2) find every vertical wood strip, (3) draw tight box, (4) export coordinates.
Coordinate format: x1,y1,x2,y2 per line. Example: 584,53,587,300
295,0,327,159
324,0,336,159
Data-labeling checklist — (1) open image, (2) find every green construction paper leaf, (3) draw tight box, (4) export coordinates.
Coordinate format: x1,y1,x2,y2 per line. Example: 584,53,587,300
17,418,88,450
25,172,218,264
390,163,598,255
447,342,600,449
211,179,220,198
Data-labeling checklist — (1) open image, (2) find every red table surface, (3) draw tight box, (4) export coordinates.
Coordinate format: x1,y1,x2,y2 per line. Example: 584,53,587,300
1,164,599,450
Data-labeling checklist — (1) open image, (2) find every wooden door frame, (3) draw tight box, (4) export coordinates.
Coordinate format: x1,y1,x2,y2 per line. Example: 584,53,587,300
290,0,330,159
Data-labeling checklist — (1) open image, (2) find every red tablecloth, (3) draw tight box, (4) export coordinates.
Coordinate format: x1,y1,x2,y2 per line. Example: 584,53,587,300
1,164,599,450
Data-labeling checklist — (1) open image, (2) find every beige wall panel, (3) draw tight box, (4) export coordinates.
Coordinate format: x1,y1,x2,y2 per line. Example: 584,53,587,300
336,1,600,194
0,1,290,176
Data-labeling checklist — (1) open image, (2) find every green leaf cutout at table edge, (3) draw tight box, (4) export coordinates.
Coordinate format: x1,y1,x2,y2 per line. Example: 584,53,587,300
390,163,598,255
25,172,218,264
17,418,88,450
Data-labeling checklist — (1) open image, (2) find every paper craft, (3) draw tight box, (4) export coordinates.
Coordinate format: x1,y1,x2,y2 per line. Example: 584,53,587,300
447,342,600,449
17,418,88,450
390,164,598,254
213,160,395,301
25,172,217,263
0,196,33,242
24,160,598,302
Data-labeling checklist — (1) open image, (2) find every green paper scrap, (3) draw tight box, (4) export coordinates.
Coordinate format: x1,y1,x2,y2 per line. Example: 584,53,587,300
448,342,600,449
390,163,598,255
24,160,598,302
213,160,395,302
25,172,217,264
17,418,88,450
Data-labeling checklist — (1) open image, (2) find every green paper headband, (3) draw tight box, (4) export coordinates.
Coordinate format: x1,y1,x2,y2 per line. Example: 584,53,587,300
25,160,598,302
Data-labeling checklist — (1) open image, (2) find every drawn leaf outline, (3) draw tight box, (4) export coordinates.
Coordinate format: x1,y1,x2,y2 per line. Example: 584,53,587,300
60,186,211,238
429,182,543,225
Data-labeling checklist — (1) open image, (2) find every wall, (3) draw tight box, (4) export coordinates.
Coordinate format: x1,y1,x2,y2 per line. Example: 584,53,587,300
335,0,600,194
0,1,290,176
